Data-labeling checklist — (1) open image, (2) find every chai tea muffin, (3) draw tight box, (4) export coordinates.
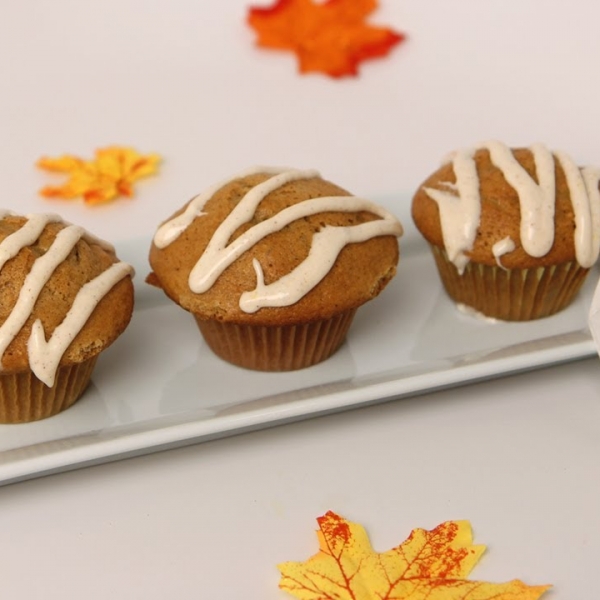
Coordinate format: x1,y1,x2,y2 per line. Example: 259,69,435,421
412,141,600,320
0,211,134,423
148,167,403,370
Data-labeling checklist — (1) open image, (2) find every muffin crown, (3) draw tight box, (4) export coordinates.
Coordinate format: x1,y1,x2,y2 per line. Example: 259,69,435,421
149,167,403,325
0,211,134,386
412,141,600,271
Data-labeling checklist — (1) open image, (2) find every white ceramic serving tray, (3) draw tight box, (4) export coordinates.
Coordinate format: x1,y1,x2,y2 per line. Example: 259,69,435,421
0,196,597,485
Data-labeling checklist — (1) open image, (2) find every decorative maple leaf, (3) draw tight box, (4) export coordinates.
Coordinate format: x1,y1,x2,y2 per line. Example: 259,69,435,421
37,146,161,205
247,0,405,78
278,511,551,599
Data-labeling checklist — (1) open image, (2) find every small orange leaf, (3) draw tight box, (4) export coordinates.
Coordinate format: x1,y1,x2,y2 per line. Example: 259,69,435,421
37,146,161,205
247,0,405,78
278,511,551,599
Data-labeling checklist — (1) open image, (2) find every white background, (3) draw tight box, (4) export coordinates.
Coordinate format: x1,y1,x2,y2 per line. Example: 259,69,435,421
0,1,599,598
3,1,600,241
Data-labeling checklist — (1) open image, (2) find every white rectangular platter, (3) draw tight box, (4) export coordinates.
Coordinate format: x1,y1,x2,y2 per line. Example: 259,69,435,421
0,195,596,485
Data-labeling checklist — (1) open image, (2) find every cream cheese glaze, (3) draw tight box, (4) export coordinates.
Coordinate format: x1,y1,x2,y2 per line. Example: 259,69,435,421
154,167,403,313
423,141,600,273
492,236,516,269
0,213,133,387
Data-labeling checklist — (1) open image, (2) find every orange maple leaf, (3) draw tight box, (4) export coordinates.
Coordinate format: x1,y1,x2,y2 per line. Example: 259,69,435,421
247,0,405,78
278,511,551,599
37,146,161,205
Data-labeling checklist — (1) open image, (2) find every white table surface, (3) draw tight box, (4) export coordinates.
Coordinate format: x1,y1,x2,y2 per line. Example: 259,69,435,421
1,1,599,598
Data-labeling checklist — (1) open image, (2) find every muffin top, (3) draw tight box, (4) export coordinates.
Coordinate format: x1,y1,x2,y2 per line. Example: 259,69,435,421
411,141,600,271
148,167,403,326
0,212,134,386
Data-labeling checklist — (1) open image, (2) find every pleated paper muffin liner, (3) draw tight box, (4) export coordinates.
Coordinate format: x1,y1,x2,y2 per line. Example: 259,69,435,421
194,309,357,371
430,244,590,321
0,356,98,424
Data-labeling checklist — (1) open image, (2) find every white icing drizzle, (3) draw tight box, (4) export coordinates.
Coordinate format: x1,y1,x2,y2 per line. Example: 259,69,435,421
424,141,600,272
456,303,499,323
556,155,600,268
188,169,321,293
0,214,133,387
238,198,401,313
0,214,63,270
423,147,480,273
28,262,133,387
582,166,600,266
439,181,458,191
492,236,516,269
154,166,288,249
488,142,556,258
154,167,403,313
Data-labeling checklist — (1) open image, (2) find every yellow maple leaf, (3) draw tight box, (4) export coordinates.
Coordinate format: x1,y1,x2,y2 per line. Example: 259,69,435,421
278,511,551,600
37,146,161,205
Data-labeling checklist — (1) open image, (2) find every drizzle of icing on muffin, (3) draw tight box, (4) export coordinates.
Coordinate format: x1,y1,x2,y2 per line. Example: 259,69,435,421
491,236,516,269
0,212,133,387
154,167,403,313
422,141,600,273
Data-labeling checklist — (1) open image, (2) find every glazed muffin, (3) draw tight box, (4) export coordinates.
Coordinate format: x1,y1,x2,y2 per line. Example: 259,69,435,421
412,141,600,320
148,167,403,370
0,211,134,423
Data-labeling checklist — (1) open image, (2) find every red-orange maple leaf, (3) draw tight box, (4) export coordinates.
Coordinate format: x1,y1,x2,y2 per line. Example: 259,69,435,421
247,0,405,78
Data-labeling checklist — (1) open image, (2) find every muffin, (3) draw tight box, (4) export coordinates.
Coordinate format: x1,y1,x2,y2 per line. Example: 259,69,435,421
0,211,134,423
148,167,403,370
412,141,600,321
